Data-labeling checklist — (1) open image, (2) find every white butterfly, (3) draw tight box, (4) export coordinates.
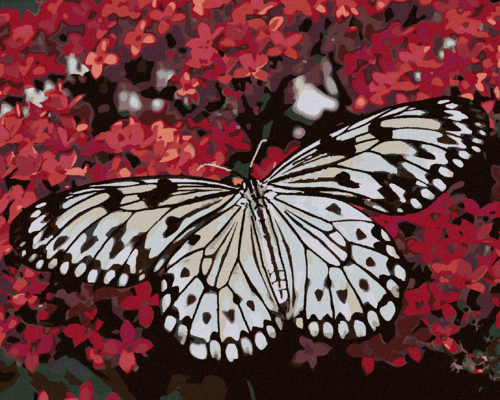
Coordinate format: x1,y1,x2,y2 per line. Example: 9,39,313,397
10,97,489,362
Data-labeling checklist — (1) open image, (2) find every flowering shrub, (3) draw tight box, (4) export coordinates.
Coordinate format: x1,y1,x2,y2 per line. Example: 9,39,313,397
0,0,499,398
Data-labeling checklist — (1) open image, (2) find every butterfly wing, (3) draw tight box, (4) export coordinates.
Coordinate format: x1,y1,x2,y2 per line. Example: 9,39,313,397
265,97,489,214
264,193,406,340
262,96,488,340
10,176,283,361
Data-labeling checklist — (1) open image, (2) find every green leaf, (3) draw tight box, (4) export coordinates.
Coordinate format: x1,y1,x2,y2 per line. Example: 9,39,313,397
262,121,273,140
284,107,315,126
257,93,272,114
160,390,184,399
233,161,250,179
247,381,256,400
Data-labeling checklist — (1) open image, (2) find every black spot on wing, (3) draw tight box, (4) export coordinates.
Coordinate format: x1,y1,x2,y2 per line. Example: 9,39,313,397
336,171,359,189
140,179,179,208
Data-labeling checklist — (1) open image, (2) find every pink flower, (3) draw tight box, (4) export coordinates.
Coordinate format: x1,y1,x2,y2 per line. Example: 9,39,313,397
292,336,332,369
233,54,268,81
64,380,120,400
430,322,459,353
84,36,120,79
8,325,59,372
120,282,159,328
185,22,224,68
103,320,153,373
123,19,157,59
0,308,19,347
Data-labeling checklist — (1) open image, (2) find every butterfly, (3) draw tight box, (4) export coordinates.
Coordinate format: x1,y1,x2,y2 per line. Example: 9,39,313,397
9,96,490,362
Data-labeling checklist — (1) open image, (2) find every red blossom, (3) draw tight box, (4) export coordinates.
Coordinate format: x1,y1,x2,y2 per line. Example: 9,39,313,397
103,320,153,374
0,308,19,347
84,36,120,79
432,259,487,293
8,325,59,372
185,22,225,68
149,2,186,36
172,72,206,105
120,282,159,328
267,30,303,59
86,330,106,369
123,19,157,59
404,283,431,316
430,322,460,353
5,267,48,310
292,336,332,369
233,54,268,81
63,324,88,348
64,380,120,400
428,283,459,319
251,142,300,180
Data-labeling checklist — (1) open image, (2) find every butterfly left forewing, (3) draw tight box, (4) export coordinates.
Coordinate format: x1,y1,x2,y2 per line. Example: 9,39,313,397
10,177,240,287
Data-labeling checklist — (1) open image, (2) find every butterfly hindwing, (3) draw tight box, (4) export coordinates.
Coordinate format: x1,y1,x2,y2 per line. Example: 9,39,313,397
265,193,407,340
265,97,489,214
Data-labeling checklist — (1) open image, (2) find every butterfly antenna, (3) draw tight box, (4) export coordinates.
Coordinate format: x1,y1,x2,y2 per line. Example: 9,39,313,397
249,139,268,173
196,163,232,172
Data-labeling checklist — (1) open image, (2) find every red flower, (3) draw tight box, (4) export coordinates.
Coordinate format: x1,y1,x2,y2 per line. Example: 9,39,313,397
120,282,159,328
172,72,205,105
0,308,19,347
8,325,58,372
84,36,120,79
6,267,48,310
103,320,153,373
233,54,268,81
430,322,459,353
149,2,186,36
64,324,88,348
292,336,332,369
185,22,224,68
428,283,459,319
86,330,106,369
267,30,303,59
123,19,157,59
403,283,431,316
450,260,488,293
64,380,120,400
82,116,155,156
251,142,300,180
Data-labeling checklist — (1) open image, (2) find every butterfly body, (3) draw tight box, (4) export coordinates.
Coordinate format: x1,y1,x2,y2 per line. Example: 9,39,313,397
9,97,491,362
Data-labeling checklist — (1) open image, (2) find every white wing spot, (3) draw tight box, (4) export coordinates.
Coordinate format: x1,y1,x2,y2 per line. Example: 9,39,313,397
189,343,208,360
386,280,400,298
458,150,471,159
266,325,276,339
354,320,366,337
160,294,171,313
410,198,422,210
323,322,334,339
177,324,188,345
255,332,268,350
210,341,222,360
164,316,176,332
36,260,44,269
471,146,481,153
295,317,304,329
367,311,380,330
60,261,69,275
241,337,253,355
88,269,99,283
103,270,115,285
421,189,435,200
432,178,446,192
453,159,464,168
380,301,396,321
394,264,406,281
118,273,129,287
338,321,349,339
438,167,453,178
308,321,320,337
226,343,239,362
